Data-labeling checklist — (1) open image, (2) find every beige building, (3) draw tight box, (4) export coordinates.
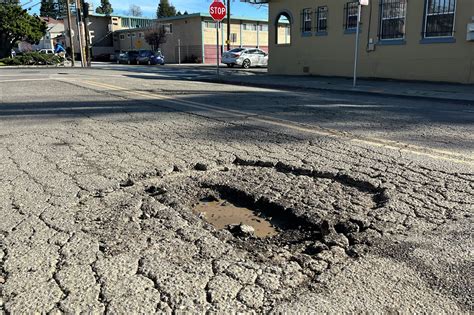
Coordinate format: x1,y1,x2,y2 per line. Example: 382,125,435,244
114,13,270,64
261,0,474,83
64,14,155,56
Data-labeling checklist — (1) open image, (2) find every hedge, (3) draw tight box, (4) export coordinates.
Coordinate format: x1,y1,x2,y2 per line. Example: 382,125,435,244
0,52,63,66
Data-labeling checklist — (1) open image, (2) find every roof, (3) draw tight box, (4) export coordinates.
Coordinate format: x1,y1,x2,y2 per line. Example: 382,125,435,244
156,12,268,23
92,12,268,24
90,13,154,20
40,17,64,24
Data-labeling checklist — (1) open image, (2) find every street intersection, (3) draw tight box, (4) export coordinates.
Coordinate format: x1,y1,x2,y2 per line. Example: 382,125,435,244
0,65,472,312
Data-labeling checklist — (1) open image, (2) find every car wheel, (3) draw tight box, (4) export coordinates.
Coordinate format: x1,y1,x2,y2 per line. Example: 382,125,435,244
127,60,131,65
116,60,120,64
242,59,251,69
147,60,151,65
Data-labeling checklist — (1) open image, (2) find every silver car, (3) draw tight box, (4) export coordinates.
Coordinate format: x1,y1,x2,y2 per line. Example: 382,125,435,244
222,48,268,69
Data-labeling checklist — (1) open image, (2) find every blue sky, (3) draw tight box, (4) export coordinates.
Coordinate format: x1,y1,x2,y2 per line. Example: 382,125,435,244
23,0,268,20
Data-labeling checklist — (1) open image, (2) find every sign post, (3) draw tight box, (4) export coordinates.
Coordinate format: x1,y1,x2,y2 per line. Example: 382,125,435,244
209,0,227,79
353,0,369,88
216,22,220,79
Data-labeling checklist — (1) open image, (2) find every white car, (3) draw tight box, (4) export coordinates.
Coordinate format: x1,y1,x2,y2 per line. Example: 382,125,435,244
222,48,268,69
38,49,54,54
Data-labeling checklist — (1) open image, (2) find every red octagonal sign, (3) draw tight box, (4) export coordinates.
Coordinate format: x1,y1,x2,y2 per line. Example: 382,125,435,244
209,0,226,22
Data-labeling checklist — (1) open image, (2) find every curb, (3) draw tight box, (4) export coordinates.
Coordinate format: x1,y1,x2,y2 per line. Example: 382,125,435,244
200,77,474,106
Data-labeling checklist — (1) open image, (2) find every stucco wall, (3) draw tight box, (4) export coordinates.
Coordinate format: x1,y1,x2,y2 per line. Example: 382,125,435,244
268,0,474,83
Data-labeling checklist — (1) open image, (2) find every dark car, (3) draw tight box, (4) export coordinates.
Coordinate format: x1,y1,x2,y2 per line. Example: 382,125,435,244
136,50,165,65
117,50,140,64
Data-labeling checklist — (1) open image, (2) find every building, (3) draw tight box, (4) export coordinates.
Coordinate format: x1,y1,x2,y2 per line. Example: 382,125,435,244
32,17,65,51
64,13,155,56
257,0,474,84
114,13,270,64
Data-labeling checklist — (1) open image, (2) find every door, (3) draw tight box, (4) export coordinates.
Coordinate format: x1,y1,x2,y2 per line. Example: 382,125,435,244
256,49,268,66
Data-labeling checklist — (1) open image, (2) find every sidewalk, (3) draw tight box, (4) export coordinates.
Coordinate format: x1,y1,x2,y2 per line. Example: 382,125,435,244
207,72,474,104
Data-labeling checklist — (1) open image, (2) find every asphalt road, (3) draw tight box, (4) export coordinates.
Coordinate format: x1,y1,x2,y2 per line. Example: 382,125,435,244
0,65,473,313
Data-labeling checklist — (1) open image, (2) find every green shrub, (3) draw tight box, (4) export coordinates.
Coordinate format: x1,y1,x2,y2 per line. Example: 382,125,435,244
0,52,63,66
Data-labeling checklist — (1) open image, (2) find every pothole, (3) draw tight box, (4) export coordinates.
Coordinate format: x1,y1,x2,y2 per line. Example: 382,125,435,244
141,160,390,262
193,196,285,238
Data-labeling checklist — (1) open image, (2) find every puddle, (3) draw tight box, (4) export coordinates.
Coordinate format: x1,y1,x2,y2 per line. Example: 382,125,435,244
193,198,279,238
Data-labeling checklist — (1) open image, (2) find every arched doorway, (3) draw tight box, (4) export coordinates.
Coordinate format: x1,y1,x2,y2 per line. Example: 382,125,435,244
275,12,292,45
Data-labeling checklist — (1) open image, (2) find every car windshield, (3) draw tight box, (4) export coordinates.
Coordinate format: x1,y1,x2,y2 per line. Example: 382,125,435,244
139,51,151,57
229,48,245,53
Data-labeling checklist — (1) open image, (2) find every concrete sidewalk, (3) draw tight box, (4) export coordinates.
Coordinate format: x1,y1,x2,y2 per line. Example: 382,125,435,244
209,73,474,104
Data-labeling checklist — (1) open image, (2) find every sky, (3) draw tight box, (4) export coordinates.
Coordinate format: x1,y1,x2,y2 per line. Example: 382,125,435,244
23,0,268,20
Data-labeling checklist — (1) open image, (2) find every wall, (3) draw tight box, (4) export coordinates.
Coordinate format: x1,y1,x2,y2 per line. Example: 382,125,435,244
202,18,270,64
117,17,204,63
268,0,474,83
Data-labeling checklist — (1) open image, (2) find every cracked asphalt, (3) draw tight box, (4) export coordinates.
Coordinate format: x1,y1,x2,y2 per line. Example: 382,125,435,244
0,66,473,313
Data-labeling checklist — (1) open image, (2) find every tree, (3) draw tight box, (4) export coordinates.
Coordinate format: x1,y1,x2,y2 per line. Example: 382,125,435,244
176,10,182,16
0,4,47,58
127,4,142,17
39,0,68,18
156,0,176,18
39,0,55,17
95,0,113,16
144,23,167,51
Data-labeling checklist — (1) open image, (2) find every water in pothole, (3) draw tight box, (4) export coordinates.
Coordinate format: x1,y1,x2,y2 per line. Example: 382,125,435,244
193,198,279,238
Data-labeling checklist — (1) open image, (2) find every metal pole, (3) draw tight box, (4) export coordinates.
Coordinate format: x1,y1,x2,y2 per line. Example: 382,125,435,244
178,39,181,64
216,21,220,79
353,3,362,88
226,0,231,51
65,0,75,67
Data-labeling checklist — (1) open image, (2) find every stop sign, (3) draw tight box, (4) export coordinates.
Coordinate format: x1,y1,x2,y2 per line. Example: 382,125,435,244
209,0,227,22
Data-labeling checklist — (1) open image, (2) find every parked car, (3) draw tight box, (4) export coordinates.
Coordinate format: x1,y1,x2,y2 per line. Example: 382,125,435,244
92,53,111,62
136,50,165,65
117,50,140,64
110,51,121,62
222,48,268,69
38,49,54,54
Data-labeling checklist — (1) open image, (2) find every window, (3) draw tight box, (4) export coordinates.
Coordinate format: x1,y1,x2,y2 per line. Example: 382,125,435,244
230,33,237,43
344,1,359,30
424,0,456,37
259,24,268,32
243,23,257,31
301,8,312,33
379,0,407,40
138,32,143,38
162,23,172,34
206,21,217,28
316,6,328,32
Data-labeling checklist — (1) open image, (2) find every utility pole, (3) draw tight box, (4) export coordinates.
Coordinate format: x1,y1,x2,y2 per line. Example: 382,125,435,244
75,0,86,67
226,0,231,51
82,0,92,67
65,0,75,67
